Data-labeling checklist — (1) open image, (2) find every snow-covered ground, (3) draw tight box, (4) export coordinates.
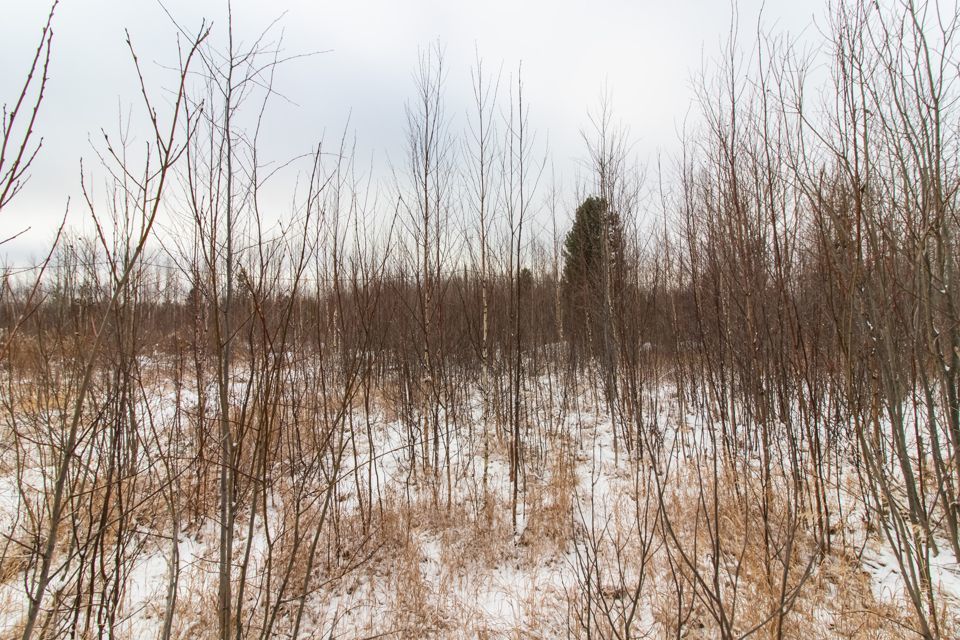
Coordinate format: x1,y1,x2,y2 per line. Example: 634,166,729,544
1,364,958,639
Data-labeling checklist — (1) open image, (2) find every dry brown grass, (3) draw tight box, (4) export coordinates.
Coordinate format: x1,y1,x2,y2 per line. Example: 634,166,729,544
518,450,576,555
647,461,946,639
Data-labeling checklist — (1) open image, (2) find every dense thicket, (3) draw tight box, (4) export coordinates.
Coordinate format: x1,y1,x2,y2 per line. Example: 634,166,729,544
2,1,960,638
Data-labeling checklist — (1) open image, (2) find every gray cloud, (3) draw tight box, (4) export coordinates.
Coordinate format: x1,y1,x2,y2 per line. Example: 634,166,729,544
0,0,824,264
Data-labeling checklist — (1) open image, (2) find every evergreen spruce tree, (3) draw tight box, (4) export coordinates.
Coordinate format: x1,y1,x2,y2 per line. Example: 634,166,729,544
561,196,624,363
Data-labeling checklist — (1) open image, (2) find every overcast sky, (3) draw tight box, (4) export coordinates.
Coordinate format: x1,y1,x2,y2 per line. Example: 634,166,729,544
0,0,826,265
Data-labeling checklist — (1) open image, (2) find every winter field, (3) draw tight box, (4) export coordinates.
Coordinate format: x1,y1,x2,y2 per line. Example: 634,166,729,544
0,348,958,639
4,1,960,638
